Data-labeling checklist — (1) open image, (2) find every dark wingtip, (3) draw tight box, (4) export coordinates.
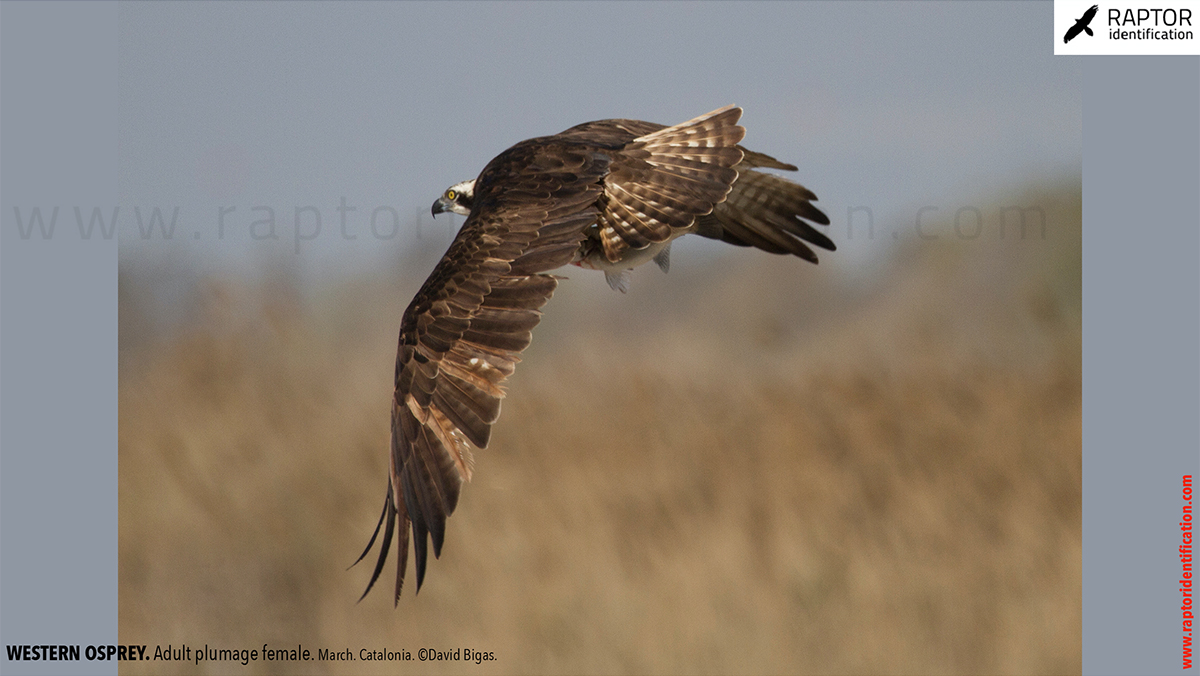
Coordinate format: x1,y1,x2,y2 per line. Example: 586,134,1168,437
795,242,819,265
356,487,397,604
803,202,831,227
413,522,429,593
348,487,390,572
419,516,449,594
430,519,446,559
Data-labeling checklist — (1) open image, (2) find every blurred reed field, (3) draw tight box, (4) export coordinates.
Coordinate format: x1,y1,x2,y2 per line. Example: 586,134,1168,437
119,182,1081,675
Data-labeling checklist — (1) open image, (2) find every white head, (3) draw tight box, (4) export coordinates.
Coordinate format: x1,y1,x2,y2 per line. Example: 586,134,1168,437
431,179,476,217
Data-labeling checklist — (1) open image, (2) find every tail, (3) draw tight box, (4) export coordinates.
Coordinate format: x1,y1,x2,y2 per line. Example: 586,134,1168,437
597,105,746,263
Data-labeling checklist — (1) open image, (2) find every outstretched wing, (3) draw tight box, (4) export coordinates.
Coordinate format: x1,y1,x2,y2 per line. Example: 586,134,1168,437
354,142,610,603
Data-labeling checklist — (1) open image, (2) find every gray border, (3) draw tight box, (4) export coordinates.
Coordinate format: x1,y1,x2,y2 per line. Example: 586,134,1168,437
1,3,119,676
2,3,1199,676
1082,56,1200,675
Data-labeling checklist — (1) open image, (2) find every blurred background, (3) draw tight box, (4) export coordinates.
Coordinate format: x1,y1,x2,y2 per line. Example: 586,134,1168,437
118,2,1081,674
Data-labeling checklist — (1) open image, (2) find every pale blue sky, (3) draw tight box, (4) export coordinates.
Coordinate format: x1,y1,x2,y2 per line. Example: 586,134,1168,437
117,1,1081,276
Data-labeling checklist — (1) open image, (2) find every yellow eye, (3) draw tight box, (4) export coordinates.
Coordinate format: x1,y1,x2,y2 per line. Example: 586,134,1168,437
446,190,456,200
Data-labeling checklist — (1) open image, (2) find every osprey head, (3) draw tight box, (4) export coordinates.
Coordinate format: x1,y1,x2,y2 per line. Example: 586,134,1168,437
431,180,475,217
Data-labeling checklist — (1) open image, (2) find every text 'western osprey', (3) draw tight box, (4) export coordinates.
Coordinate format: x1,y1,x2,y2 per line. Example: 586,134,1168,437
354,105,833,604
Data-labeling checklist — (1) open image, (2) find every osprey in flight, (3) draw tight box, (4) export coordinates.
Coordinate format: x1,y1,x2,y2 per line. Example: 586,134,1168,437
354,105,832,603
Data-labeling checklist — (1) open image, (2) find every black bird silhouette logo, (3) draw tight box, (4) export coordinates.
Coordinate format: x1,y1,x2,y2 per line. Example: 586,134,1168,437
1064,5,1099,43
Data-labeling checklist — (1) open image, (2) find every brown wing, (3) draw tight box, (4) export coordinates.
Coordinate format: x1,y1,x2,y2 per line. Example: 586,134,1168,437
354,142,609,603
562,110,833,264
694,167,833,263
561,106,748,263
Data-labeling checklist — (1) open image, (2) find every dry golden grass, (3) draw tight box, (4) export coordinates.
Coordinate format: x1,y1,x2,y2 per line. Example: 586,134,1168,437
119,185,1081,675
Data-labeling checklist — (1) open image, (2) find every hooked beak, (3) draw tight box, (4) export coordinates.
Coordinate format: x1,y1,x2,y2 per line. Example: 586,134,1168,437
431,198,447,218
